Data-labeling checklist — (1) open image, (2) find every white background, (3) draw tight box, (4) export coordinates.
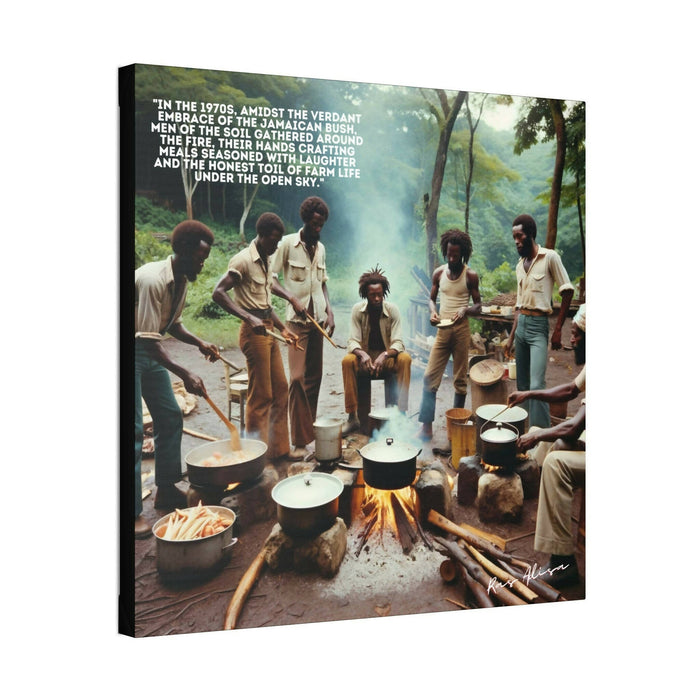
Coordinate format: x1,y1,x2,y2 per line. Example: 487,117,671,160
3,2,694,696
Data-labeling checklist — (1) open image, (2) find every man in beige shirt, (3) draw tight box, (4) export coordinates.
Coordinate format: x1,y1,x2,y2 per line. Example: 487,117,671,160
212,213,298,460
134,220,219,538
504,214,574,430
271,197,335,457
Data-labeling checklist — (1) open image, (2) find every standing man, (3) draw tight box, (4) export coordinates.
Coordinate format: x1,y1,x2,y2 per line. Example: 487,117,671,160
504,214,575,430
134,220,219,538
341,265,411,435
212,213,298,461
508,304,586,587
418,229,482,440
271,197,335,458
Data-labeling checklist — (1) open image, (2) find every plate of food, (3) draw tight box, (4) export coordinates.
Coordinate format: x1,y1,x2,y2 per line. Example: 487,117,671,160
436,318,455,328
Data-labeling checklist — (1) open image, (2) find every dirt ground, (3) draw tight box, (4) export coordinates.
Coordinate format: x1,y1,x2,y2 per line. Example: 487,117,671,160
132,311,585,637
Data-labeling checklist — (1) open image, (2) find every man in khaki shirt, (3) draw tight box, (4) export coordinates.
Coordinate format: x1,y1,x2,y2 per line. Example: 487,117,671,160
505,214,574,430
134,220,219,538
213,213,298,459
271,197,335,457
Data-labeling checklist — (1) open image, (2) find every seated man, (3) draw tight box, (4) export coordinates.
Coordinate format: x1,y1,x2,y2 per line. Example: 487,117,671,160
508,304,586,587
341,265,411,435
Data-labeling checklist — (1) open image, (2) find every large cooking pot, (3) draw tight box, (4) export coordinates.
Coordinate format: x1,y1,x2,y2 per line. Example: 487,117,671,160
357,437,421,490
185,438,267,487
475,404,527,454
480,421,519,468
271,472,344,537
313,417,342,462
152,505,238,581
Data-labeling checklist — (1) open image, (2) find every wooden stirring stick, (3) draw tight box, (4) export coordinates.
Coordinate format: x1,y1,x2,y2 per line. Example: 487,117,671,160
203,391,242,451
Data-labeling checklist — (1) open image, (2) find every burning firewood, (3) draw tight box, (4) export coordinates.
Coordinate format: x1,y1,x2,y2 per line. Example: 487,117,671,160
391,493,418,554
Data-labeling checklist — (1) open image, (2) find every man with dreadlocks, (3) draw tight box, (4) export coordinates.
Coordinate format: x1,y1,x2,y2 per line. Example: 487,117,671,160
340,265,411,436
418,229,482,441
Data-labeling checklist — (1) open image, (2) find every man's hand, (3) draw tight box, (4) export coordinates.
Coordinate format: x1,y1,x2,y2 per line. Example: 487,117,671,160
550,327,563,350
356,350,373,374
183,370,207,397
198,341,219,362
507,390,529,406
324,311,335,337
372,351,389,376
517,431,540,452
281,327,299,345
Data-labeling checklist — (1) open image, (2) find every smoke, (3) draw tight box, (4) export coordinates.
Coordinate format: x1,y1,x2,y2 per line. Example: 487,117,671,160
368,405,422,450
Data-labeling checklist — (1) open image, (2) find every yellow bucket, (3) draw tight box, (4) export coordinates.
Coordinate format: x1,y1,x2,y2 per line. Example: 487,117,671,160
445,408,472,440
452,421,477,462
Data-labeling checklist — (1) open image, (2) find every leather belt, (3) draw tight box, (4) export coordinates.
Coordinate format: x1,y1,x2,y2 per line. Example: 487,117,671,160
518,308,548,317
245,307,273,319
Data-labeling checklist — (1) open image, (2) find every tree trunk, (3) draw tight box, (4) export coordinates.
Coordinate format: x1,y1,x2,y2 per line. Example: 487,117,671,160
424,90,467,273
463,93,487,235
545,99,566,249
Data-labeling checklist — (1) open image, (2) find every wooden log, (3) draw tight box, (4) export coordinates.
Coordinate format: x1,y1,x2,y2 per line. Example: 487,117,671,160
433,535,526,606
391,493,417,553
428,510,533,569
223,546,268,630
497,558,564,603
355,511,378,556
458,522,508,551
460,563,494,608
464,544,538,603
440,558,458,583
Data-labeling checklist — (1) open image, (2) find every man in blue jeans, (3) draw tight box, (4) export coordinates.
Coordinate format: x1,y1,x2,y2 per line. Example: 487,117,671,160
134,220,219,538
504,214,574,430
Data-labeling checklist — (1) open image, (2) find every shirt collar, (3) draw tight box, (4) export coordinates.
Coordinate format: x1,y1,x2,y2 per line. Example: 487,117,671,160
249,239,263,263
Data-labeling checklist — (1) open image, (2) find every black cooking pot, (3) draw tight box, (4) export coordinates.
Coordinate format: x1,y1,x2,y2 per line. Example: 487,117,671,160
357,437,421,490
475,404,527,454
271,472,344,538
480,422,519,468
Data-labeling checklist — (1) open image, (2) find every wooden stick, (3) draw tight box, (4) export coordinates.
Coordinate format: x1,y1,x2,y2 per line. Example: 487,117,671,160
391,493,417,553
428,510,532,568
460,564,494,608
464,544,538,603
458,522,508,552
497,558,563,603
223,546,268,630
445,597,469,610
433,535,526,606
203,392,242,451
182,427,219,441
306,314,345,349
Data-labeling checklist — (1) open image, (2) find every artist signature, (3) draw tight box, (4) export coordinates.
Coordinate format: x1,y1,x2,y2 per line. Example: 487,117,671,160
487,563,569,594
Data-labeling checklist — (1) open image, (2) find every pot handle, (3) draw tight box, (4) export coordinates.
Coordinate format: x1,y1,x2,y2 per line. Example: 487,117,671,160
222,537,239,553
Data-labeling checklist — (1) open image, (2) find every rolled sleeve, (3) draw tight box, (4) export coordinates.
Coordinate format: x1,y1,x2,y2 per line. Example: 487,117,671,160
346,304,364,353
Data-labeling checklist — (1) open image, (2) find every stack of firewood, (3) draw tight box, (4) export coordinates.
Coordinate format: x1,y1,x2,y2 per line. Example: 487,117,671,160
428,510,565,608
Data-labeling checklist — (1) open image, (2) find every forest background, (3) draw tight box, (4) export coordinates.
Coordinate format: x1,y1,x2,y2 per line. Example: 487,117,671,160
130,64,585,344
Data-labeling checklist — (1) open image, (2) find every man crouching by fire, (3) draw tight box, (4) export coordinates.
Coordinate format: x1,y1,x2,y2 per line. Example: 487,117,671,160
341,265,411,436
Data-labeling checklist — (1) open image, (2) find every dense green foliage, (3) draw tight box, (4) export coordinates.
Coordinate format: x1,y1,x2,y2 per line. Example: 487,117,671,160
131,65,584,347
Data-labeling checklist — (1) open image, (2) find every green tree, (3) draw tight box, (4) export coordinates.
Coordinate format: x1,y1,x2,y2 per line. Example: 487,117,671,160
514,98,571,249
421,89,467,273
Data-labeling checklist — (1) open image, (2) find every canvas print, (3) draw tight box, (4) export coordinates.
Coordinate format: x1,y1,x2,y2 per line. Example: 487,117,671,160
120,63,586,638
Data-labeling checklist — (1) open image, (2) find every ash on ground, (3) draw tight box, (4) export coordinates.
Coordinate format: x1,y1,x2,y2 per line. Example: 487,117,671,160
315,526,445,599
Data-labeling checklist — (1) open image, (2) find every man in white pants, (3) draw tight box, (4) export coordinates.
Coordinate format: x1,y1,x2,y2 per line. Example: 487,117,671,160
508,304,586,587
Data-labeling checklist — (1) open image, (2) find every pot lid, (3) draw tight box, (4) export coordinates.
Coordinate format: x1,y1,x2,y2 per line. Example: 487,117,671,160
476,403,528,422
359,437,422,462
272,472,343,509
470,359,505,386
481,423,518,443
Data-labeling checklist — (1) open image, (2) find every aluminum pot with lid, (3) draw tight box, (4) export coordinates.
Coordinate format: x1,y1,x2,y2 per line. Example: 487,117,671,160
480,421,519,468
475,404,527,454
271,472,344,537
357,437,421,490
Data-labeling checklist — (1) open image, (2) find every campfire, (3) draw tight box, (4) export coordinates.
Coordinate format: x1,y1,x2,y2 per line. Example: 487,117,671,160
353,483,434,556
